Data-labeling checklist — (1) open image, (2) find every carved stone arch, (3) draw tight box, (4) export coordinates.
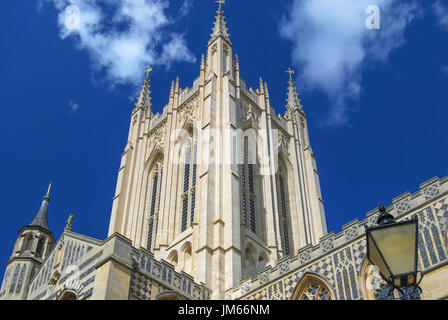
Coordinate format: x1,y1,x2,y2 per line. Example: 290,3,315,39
181,241,193,274
57,289,78,300
167,250,179,268
292,272,335,300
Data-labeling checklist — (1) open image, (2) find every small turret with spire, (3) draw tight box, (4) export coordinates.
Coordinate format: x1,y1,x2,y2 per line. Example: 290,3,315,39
0,183,55,300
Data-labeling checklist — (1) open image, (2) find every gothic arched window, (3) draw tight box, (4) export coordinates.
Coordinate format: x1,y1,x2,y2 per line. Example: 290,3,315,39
147,163,163,251
36,238,45,257
240,136,256,234
181,138,198,233
25,235,33,251
292,274,333,300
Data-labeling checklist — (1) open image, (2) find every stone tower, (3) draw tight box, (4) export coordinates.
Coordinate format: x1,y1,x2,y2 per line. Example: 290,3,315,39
107,6,327,299
0,184,55,300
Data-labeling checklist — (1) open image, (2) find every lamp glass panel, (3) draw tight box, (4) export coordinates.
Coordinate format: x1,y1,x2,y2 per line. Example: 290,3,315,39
367,232,391,281
369,222,417,277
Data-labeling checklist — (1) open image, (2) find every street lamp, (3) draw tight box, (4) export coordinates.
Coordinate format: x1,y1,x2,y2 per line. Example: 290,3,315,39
365,203,422,296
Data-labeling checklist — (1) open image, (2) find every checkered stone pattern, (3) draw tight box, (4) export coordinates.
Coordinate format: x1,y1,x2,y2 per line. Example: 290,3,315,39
423,183,440,201
130,272,152,300
241,280,251,294
434,197,448,232
268,281,284,300
366,213,380,228
395,197,411,215
321,238,334,253
299,250,311,264
278,261,290,275
258,271,270,285
352,239,367,269
282,258,335,299
344,227,358,241
309,257,334,284
225,291,233,300
246,287,268,300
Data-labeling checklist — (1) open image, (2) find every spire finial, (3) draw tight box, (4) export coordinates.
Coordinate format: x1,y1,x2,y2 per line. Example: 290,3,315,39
286,67,295,85
259,77,264,94
46,181,52,198
144,65,152,79
216,0,225,10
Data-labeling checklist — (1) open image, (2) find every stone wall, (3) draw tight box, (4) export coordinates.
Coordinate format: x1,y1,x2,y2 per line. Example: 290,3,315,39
228,176,448,300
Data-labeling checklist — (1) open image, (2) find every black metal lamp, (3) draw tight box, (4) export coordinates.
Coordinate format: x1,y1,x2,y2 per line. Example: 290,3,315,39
365,203,422,292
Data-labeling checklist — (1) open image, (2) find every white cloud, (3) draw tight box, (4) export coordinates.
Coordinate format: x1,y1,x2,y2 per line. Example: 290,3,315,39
280,0,422,127
40,0,196,86
433,0,448,29
69,100,80,113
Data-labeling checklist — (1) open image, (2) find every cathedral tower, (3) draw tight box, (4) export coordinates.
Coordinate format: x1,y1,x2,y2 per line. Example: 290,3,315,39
108,5,327,299
0,184,55,300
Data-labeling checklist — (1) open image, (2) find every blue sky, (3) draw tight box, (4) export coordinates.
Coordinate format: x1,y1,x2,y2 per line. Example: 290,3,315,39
0,0,447,277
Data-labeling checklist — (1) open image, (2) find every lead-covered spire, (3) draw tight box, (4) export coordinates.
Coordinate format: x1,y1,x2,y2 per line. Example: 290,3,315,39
29,182,51,230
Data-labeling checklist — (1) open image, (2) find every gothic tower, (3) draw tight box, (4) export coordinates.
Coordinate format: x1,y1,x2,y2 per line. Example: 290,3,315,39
0,184,55,300
107,6,327,299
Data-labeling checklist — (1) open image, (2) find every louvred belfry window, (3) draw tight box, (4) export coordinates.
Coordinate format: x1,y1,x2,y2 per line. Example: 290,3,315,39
277,162,291,256
181,138,198,232
147,164,163,251
240,137,256,234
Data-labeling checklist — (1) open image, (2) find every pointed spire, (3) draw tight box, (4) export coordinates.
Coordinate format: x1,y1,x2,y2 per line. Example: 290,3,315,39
209,2,230,43
285,68,303,111
136,66,153,110
29,182,51,230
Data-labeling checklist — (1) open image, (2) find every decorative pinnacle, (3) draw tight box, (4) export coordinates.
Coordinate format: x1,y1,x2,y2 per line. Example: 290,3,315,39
201,54,205,70
210,0,230,42
259,78,264,94
264,82,269,98
170,81,175,97
65,214,75,232
135,66,152,110
235,54,239,71
175,77,180,93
